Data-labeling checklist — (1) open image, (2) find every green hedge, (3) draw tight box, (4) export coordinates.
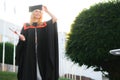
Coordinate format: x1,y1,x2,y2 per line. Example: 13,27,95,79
0,42,14,64
66,0,120,80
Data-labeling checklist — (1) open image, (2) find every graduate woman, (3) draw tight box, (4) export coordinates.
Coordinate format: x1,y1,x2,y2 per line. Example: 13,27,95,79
16,5,59,80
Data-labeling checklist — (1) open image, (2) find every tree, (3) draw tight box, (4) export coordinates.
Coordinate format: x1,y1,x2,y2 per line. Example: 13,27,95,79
66,1,120,80
0,42,14,64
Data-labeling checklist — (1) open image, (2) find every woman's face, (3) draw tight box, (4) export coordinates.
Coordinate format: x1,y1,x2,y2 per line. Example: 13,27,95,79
33,9,43,19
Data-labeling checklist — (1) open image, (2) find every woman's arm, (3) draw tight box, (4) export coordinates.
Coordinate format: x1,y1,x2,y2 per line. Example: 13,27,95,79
19,27,26,41
42,6,57,23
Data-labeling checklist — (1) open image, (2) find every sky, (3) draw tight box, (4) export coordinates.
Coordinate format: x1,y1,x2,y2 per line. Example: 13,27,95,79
0,0,107,32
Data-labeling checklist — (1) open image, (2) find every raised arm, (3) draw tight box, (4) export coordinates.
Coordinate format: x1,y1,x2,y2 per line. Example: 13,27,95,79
42,6,57,23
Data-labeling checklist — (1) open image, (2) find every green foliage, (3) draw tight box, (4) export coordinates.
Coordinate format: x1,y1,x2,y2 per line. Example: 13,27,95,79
66,0,120,80
0,42,14,64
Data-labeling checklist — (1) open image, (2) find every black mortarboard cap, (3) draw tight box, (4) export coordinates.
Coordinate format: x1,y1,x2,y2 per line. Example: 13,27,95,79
29,5,42,12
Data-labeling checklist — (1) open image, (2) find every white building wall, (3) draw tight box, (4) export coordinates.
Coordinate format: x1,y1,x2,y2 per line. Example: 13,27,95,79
0,19,20,43
0,34,2,42
58,32,66,76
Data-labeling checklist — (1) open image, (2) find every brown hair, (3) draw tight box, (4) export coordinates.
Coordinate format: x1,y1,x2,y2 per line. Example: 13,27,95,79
30,9,43,25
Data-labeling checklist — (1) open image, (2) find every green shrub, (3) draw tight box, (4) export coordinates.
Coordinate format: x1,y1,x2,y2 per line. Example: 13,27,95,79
66,0,120,80
0,42,14,64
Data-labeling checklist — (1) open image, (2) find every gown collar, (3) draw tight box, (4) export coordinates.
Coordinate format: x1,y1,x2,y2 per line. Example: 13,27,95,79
24,22,47,30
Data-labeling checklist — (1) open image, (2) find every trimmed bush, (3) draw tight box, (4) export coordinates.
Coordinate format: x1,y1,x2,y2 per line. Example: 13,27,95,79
0,42,14,64
66,0,120,80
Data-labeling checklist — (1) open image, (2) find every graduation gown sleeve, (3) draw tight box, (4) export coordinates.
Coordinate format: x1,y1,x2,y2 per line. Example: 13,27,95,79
45,19,59,80
15,27,27,66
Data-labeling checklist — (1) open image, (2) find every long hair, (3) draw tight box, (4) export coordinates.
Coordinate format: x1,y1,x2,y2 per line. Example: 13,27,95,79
30,9,43,25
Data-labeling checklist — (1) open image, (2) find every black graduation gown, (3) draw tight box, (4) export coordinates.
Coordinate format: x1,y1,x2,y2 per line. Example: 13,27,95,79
15,19,59,80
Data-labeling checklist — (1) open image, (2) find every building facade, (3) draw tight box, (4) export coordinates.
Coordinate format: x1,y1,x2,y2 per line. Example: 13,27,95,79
0,19,20,43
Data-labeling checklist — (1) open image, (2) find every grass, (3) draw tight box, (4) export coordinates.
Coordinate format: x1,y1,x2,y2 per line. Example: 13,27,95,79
0,71,17,80
0,71,71,80
59,77,71,80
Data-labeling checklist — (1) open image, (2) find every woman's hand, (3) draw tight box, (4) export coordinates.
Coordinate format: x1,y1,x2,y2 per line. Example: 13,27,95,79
42,6,49,13
19,34,25,41
42,5,57,23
